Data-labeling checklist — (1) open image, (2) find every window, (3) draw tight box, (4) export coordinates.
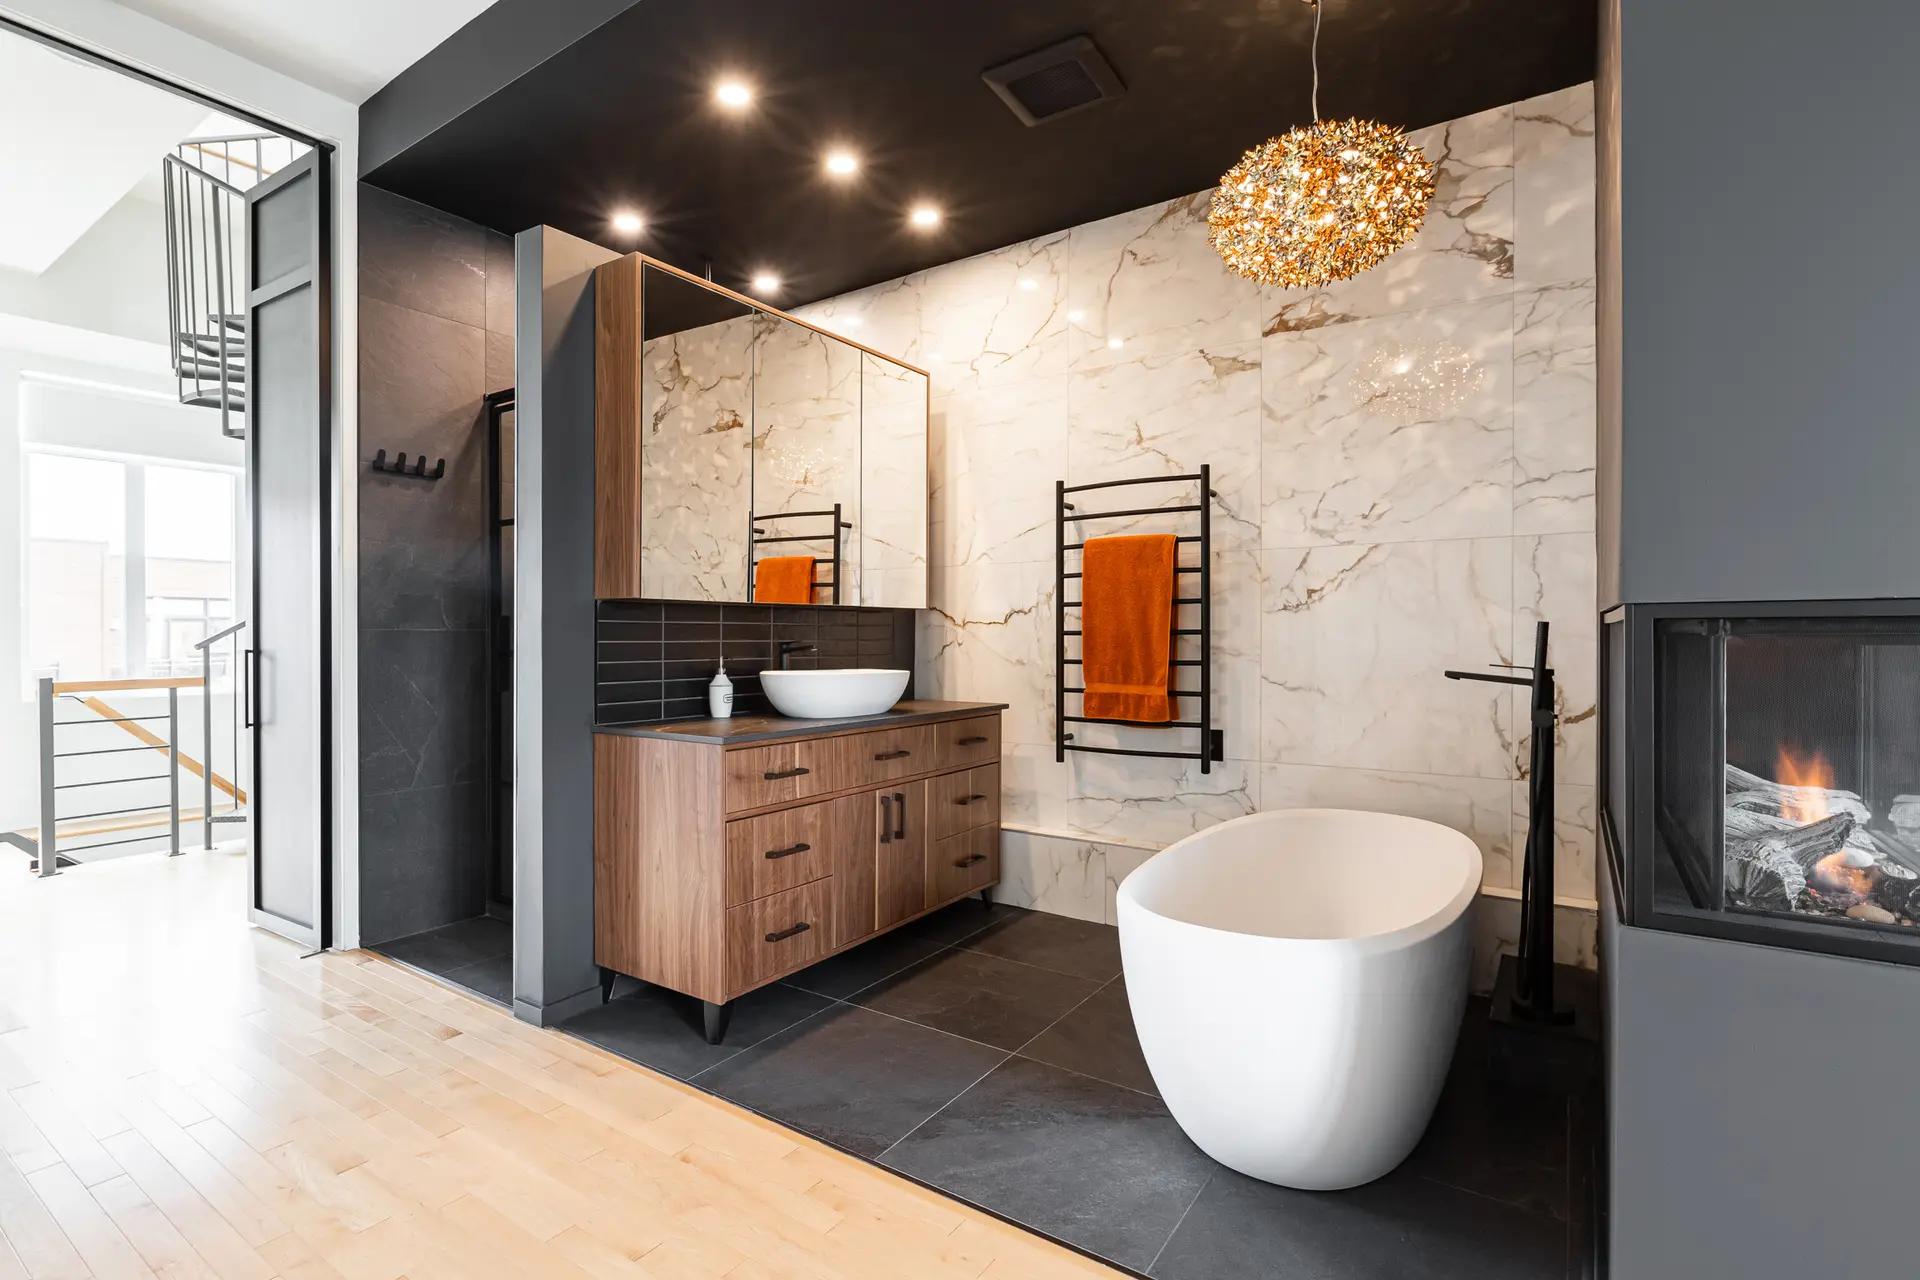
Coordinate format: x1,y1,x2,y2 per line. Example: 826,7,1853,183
23,450,238,686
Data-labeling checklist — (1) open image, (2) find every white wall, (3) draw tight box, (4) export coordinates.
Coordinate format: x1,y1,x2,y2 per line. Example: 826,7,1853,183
0,188,172,344
798,84,1601,985
0,0,361,944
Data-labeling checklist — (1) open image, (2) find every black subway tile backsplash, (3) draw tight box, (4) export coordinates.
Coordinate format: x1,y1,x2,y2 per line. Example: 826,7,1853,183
595,599,915,725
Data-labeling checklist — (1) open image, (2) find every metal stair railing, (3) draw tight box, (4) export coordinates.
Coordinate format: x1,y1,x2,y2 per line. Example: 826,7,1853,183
162,149,248,440
192,621,250,849
35,677,199,876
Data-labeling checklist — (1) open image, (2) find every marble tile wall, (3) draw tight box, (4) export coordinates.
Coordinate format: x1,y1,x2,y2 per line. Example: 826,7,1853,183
797,83,1598,983
357,185,514,945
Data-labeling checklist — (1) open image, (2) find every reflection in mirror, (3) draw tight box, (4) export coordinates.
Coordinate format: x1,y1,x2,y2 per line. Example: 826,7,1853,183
639,266,756,601
860,354,929,608
750,313,861,605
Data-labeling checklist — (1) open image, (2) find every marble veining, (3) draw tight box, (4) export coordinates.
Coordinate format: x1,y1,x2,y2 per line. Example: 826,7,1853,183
640,316,755,601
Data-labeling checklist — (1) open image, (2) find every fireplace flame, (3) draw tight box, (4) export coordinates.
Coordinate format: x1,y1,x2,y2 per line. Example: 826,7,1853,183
1776,748,1836,824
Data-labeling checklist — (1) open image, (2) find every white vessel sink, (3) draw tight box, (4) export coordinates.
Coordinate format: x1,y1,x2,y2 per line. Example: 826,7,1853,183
760,668,910,720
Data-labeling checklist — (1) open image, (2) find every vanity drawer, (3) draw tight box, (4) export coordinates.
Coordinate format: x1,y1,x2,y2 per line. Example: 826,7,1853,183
724,740,836,812
929,766,998,841
842,724,935,788
725,879,831,993
723,801,842,907
935,716,1000,771
927,827,997,908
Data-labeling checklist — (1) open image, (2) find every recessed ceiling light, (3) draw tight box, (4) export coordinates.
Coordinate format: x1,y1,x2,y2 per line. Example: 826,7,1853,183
823,149,860,177
714,77,754,110
908,204,942,230
611,210,643,235
751,273,780,294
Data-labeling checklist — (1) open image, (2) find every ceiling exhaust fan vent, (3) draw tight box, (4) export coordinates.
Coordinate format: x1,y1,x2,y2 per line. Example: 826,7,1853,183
982,36,1125,127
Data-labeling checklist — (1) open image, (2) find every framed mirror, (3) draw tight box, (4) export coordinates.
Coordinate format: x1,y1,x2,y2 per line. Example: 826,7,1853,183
749,312,861,605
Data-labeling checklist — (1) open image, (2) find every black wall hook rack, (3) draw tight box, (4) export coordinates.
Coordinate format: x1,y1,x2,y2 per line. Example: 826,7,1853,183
1055,466,1225,773
370,449,445,481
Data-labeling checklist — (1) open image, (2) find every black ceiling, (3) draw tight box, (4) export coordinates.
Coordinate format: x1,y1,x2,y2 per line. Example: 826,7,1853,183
365,0,1596,309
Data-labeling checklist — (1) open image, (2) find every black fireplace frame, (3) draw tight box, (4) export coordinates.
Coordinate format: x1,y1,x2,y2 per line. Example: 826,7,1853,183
1602,597,1920,968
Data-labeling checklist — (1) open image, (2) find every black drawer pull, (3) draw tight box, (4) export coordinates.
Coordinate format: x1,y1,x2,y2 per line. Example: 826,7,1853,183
954,853,987,868
953,793,987,805
893,791,907,840
763,766,811,781
957,735,989,746
765,921,812,943
879,794,892,844
873,748,912,761
764,842,810,860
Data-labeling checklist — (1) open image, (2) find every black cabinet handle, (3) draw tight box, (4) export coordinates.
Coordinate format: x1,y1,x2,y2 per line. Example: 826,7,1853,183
763,766,811,781
954,853,987,868
764,842,810,860
953,793,987,806
242,648,255,729
957,735,989,746
765,921,812,943
873,749,912,761
893,791,906,840
879,795,892,844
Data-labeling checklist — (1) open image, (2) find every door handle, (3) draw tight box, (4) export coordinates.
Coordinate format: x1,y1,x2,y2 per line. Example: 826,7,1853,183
242,648,255,728
954,793,987,806
958,735,989,746
879,795,892,844
764,842,810,860
954,853,987,868
893,791,906,840
872,749,912,761
765,921,811,943
763,765,811,781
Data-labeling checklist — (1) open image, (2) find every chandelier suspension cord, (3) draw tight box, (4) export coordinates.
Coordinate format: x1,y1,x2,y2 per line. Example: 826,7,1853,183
1309,0,1322,121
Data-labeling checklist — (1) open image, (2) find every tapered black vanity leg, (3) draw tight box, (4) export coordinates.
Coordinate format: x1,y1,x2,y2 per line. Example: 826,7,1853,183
703,1000,733,1045
598,967,616,1004
980,886,993,909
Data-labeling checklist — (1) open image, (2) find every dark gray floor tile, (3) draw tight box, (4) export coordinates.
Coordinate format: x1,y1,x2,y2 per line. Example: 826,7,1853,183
852,947,1100,1051
1018,977,1156,1096
378,915,510,976
698,1005,1006,1158
1402,998,1570,1220
1149,1164,1566,1280
779,928,951,1000
882,1056,1215,1273
958,909,1123,982
439,953,512,1006
561,982,832,1081
899,899,1023,947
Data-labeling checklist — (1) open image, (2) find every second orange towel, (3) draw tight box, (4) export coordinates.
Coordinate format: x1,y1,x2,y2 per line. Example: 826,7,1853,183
753,556,816,604
1081,533,1177,724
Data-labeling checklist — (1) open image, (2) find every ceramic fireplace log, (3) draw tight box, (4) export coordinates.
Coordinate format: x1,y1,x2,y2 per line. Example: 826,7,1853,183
1724,813,1855,908
1723,806,1880,859
1724,764,1871,825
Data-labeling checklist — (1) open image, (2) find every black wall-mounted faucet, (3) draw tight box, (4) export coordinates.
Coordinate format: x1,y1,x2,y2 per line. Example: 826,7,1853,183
776,641,817,669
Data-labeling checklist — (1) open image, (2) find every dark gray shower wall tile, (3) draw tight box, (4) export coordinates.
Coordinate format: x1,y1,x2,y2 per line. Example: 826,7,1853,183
881,1056,1215,1273
851,947,1099,1051
1148,1164,1566,1280
698,1005,1007,1158
483,231,515,337
360,534,487,631
1017,976,1157,1096
359,629,487,795
360,185,488,328
380,916,511,974
485,327,514,394
360,781,490,943
958,908,1124,982
440,953,512,1006
562,982,833,1081
358,295,489,551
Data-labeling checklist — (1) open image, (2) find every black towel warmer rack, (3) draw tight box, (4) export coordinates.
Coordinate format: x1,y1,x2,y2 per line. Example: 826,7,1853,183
1055,467,1224,773
749,503,852,604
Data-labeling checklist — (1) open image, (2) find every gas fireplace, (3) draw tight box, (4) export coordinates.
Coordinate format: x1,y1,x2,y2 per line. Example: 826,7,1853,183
1603,600,1920,966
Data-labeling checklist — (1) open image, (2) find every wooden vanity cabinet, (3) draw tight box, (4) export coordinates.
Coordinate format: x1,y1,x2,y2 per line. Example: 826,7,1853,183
593,704,1004,1041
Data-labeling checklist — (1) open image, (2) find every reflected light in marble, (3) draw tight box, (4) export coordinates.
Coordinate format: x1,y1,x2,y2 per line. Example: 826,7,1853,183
1349,338,1488,424
1107,336,1125,350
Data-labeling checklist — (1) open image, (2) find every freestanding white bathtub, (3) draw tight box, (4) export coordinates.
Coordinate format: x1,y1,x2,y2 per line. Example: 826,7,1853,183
1117,808,1482,1190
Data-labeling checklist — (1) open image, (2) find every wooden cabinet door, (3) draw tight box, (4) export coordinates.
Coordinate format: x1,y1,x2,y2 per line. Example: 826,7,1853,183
874,780,927,932
827,792,878,949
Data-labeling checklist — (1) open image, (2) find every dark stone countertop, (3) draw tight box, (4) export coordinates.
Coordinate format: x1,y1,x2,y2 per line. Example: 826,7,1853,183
593,699,1007,746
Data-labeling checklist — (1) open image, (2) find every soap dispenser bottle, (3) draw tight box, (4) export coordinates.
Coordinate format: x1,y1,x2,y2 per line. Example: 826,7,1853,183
708,659,734,719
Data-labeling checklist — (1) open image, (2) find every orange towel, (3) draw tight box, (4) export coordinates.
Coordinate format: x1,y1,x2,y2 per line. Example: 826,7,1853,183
1081,534,1177,723
753,555,815,604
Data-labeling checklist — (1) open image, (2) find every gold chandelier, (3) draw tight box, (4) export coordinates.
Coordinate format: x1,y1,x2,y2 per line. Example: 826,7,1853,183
1207,0,1435,290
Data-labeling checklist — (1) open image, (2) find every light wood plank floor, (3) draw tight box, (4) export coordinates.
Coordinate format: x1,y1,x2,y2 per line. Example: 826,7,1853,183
0,847,1120,1279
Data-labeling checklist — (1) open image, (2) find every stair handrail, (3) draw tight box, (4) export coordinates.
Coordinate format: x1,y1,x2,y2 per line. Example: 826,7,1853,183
161,152,246,440
36,676,195,877
197,621,249,850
